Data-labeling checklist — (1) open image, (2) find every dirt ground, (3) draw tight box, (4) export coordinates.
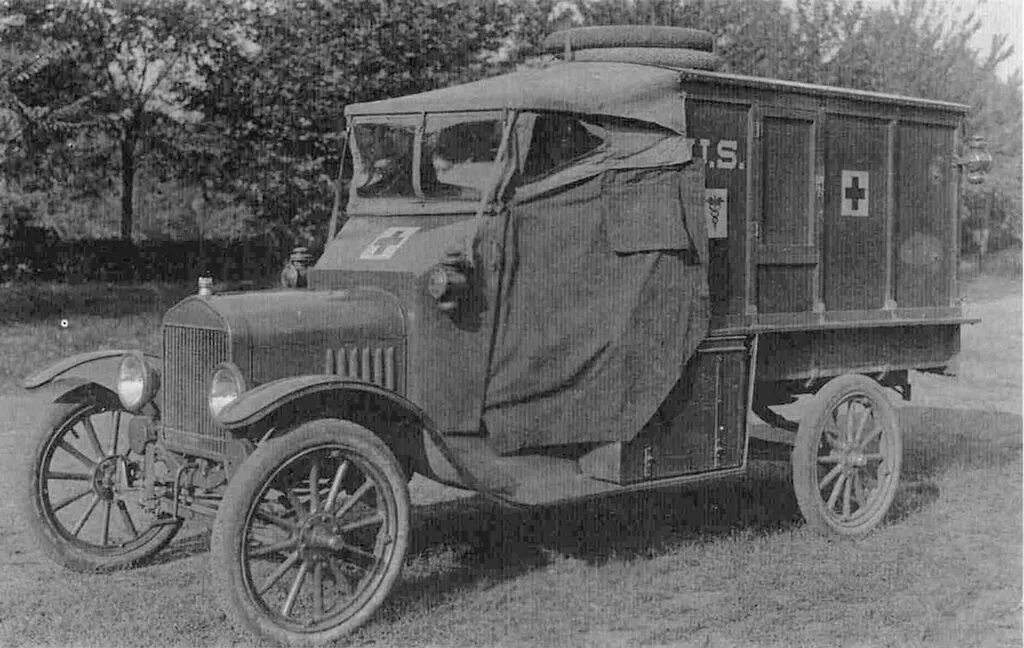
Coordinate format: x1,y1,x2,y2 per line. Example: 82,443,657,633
0,274,1019,647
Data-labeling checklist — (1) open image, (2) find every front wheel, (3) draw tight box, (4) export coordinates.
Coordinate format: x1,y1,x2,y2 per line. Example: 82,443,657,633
792,374,902,537
21,400,180,572
211,419,411,646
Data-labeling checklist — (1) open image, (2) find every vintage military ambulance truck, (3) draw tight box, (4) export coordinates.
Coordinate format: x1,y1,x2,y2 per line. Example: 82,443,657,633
18,26,988,646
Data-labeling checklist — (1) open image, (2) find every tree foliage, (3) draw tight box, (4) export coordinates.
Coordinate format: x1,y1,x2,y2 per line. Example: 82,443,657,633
196,0,512,247
1,0,1020,248
2,0,260,239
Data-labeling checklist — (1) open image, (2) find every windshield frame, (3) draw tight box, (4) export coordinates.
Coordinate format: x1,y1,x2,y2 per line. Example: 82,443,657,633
346,110,512,217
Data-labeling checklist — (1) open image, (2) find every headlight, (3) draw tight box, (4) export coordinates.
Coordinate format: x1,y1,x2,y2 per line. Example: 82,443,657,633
209,362,245,418
427,265,450,300
117,352,159,412
427,249,470,313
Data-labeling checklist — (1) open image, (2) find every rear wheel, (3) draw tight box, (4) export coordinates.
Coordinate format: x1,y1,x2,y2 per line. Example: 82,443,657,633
21,400,180,572
792,375,902,536
211,419,410,646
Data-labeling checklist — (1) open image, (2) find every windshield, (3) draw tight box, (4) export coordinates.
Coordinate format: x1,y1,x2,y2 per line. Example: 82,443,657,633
350,112,505,206
352,121,416,198
422,115,503,200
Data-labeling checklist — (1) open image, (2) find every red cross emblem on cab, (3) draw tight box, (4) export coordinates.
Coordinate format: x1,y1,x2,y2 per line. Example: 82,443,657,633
360,227,420,260
841,170,869,217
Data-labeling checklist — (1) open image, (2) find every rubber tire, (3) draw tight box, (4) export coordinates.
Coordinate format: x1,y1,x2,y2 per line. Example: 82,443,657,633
565,47,720,70
211,419,411,646
792,375,902,537
542,25,714,54
21,400,180,572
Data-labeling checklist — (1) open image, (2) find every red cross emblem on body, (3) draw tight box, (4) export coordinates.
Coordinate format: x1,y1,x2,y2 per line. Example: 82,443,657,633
360,227,420,260
841,170,870,217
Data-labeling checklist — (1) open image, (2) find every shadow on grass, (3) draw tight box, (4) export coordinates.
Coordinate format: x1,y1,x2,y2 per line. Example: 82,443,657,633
390,405,1021,613
150,529,212,566
390,476,801,610
887,405,1022,521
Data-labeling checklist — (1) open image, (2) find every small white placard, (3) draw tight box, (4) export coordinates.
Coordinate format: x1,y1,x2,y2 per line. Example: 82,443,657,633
360,227,420,260
704,188,728,239
841,170,869,217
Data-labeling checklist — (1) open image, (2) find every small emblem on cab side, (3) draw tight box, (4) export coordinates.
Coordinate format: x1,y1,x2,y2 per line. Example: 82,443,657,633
360,227,420,260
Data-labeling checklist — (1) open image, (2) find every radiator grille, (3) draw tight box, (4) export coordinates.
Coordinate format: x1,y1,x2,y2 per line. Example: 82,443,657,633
162,325,230,456
324,345,397,390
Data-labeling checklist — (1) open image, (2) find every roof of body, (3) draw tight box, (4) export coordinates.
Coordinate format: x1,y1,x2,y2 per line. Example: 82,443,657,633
345,62,688,133
344,61,969,129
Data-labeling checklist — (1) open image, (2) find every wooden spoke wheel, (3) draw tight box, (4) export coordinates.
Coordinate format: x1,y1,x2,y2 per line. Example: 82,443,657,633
792,375,902,537
22,401,179,572
211,420,410,646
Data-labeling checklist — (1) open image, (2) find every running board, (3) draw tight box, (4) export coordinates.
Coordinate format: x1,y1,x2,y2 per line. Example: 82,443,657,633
441,436,746,506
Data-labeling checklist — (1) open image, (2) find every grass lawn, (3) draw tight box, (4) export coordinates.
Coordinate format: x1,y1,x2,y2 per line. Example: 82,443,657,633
0,268,1019,647
0,282,193,394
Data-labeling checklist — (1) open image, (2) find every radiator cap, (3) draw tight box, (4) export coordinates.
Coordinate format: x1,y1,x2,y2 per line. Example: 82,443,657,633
198,276,214,297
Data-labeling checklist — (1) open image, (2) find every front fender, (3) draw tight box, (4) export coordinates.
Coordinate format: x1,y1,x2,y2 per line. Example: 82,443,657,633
214,374,434,430
22,349,161,394
214,375,498,496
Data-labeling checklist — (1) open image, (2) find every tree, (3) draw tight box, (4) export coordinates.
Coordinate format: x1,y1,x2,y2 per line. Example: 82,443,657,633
0,7,89,258
0,11,88,161
200,0,512,246
5,0,258,240
4,0,520,246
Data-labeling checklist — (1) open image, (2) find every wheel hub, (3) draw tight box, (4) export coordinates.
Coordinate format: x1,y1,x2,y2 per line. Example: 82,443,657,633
298,513,346,556
841,450,867,470
91,456,121,500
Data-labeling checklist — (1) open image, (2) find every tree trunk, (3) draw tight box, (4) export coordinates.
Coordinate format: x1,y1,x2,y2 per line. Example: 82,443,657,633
120,126,136,241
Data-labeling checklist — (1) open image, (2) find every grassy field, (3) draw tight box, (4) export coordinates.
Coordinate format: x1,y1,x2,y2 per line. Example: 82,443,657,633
0,269,1019,647
0,282,194,394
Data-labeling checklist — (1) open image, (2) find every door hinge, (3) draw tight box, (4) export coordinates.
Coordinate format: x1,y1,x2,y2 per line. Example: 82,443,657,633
642,445,655,479
753,121,763,139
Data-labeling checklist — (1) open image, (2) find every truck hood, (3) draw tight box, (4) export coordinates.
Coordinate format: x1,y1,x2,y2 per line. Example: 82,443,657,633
163,287,405,387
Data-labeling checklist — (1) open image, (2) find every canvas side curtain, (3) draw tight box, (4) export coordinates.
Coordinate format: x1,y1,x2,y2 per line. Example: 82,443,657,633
482,162,709,454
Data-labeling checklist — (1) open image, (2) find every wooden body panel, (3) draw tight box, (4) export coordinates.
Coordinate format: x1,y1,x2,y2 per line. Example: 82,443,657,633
823,115,890,311
755,324,960,382
579,337,751,484
895,123,957,308
681,70,966,335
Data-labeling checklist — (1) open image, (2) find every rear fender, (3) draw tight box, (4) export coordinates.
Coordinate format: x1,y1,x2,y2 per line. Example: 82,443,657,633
21,349,161,396
215,375,482,490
